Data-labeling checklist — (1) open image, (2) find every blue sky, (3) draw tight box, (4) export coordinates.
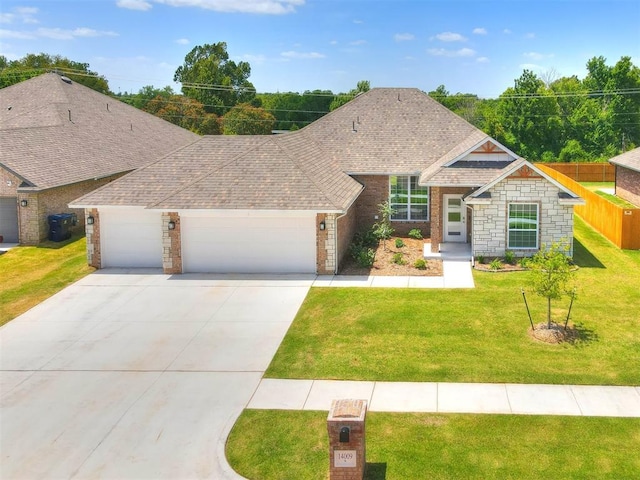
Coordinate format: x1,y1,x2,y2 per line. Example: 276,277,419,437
1,0,639,97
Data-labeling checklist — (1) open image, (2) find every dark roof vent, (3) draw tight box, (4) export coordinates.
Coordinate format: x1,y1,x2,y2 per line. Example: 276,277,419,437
60,76,72,84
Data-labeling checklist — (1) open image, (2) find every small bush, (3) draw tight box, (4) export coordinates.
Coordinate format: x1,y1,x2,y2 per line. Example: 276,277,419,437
476,255,485,264
349,245,376,268
392,252,406,265
414,258,427,270
408,229,423,239
504,250,515,265
395,238,405,248
352,229,378,249
519,257,531,268
489,258,503,271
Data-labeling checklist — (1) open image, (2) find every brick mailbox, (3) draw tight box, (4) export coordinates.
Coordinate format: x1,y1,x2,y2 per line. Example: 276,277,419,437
327,399,367,480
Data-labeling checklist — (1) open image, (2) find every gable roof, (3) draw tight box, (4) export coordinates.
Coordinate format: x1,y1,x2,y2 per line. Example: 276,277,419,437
609,147,640,173
0,73,199,191
464,158,585,205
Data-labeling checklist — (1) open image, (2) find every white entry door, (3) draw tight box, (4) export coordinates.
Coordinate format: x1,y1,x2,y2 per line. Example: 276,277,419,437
443,194,467,242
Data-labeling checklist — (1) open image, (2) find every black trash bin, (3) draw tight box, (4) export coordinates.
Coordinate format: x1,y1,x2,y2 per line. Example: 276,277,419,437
48,213,73,242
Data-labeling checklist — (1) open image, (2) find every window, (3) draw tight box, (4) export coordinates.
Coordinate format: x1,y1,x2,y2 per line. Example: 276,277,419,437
508,203,539,249
389,176,429,221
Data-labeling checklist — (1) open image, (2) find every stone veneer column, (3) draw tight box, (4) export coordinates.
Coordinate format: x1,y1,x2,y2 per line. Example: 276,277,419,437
162,212,182,274
85,208,101,269
430,187,442,252
317,213,336,275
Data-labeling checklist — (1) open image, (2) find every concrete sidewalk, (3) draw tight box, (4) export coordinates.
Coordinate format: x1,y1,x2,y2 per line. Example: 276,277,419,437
249,379,640,417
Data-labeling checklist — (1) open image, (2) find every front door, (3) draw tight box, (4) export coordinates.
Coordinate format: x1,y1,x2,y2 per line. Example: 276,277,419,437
443,194,467,242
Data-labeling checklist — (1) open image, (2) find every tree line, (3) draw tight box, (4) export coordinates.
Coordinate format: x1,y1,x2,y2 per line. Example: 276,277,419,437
1,47,637,161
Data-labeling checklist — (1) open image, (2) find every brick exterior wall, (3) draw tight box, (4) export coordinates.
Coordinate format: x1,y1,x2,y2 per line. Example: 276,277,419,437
327,401,366,480
471,177,575,258
162,212,182,274
85,208,101,268
0,168,20,197
15,173,125,245
336,206,358,272
351,174,430,237
430,186,473,252
615,166,640,207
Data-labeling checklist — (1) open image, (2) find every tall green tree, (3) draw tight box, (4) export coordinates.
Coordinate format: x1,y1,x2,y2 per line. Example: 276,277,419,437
142,94,220,135
330,80,370,111
222,103,275,135
0,53,109,92
174,42,255,116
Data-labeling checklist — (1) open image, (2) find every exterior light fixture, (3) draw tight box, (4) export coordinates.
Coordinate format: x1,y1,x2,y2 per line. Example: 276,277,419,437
319,220,326,231
20,199,28,207
86,215,95,225
168,221,176,230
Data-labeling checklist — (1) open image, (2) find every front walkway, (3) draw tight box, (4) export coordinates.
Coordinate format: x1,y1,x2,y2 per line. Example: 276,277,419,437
313,242,475,289
249,379,640,417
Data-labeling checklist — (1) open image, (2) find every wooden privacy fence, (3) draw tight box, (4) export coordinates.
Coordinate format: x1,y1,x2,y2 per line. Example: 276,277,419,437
536,164,640,250
539,163,615,182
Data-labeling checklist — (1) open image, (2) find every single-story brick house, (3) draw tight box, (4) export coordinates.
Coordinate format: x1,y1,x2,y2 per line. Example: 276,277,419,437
609,147,640,207
71,88,583,274
0,73,199,244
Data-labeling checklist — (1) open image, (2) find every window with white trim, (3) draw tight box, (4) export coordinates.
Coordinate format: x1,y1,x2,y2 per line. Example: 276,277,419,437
508,203,539,249
389,176,429,221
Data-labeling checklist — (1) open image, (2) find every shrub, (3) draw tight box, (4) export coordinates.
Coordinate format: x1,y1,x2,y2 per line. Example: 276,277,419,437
504,250,516,265
395,238,405,249
519,257,531,268
476,255,485,264
352,228,378,249
489,258,503,271
392,252,406,265
414,258,427,270
349,244,376,268
408,229,423,239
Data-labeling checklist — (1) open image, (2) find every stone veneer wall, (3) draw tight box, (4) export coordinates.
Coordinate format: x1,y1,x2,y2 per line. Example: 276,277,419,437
472,177,575,257
85,208,101,268
615,166,640,207
16,174,125,245
162,212,182,274
351,174,430,236
316,213,332,274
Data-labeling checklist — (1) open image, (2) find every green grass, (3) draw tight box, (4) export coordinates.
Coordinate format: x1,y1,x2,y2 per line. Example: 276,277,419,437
227,410,640,480
0,235,94,326
580,181,614,192
265,217,640,385
593,190,638,208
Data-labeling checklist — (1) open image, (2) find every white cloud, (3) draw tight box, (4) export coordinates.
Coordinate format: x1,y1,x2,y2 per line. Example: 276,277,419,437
477,56,489,63
520,63,543,71
36,27,118,40
329,40,338,45
175,38,189,45
241,53,266,64
1,6,39,24
353,19,364,24
427,47,476,57
116,0,153,10
0,29,35,39
473,27,487,35
503,29,512,34
153,0,305,14
523,52,554,61
349,39,367,46
434,31,466,42
280,50,325,59
525,32,536,39
394,33,415,42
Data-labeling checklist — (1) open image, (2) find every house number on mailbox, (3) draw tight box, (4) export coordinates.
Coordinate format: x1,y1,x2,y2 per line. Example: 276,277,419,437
334,450,356,468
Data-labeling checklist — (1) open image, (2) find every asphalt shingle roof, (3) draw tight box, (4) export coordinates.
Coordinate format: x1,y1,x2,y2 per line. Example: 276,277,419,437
608,147,640,173
0,73,199,190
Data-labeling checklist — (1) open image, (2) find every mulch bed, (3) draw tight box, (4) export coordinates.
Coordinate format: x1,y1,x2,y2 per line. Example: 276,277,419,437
339,237,443,276
528,322,579,344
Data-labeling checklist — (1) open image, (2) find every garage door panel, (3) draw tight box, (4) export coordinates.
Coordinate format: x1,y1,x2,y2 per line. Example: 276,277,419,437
0,197,19,243
182,216,316,273
100,210,162,268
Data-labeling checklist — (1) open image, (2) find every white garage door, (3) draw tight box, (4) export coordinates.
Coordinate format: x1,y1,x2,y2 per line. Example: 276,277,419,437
100,209,162,268
0,197,19,243
181,215,316,273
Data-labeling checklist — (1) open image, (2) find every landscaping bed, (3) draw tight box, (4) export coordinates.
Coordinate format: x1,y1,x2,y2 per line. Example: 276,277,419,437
339,236,443,276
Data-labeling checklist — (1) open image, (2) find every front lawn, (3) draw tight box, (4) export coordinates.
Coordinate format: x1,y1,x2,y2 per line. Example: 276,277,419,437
0,235,94,326
265,217,640,385
227,410,640,480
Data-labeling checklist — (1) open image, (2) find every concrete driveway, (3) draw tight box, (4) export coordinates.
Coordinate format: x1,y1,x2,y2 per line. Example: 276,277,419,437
0,270,313,480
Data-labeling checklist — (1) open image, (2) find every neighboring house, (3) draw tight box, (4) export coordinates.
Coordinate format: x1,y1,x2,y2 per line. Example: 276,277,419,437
609,147,640,207
0,73,199,244
71,88,583,274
